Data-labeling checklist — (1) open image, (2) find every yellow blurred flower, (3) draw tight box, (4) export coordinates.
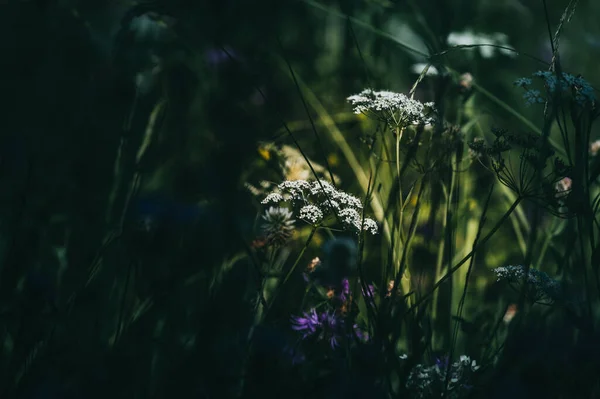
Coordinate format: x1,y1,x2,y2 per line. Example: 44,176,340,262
468,199,477,211
312,232,324,247
327,153,339,167
258,146,271,161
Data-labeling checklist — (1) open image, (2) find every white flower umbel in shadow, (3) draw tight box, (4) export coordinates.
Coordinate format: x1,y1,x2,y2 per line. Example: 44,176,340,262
347,89,436,129
261,179,378,235
403,354,480,399
493,265,561,305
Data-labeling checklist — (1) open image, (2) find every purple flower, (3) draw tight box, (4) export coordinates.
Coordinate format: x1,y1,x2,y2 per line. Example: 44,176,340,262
204,46,240,67
282,345,306,365
291,309,319,338
291,309,345,349
435,356,450,370
319,311,342,348
339,278,351,302
353,324,370,342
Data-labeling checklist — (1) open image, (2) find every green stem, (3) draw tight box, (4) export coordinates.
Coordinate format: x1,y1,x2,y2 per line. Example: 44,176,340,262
407,196,523,315
263,227,318,319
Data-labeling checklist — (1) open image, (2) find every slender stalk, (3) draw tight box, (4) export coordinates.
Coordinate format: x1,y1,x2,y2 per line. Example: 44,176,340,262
262,227,318,319
406,196,523,315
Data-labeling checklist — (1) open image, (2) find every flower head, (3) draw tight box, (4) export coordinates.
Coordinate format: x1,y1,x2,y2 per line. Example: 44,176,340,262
493,265,561,303
406,354,481,398
298,205,323,225
291,309,344,349
261,207,295,246
515,71,596,107
555,177,572,200
347,89,435,128
261,179,378,235
291,309,320,338
291,307,370,349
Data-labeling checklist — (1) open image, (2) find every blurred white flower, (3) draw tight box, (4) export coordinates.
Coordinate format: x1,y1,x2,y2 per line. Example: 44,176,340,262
503,304,518,324
410,63,439,76
590,140,600,157
280,145,340,183
555,177,572,200
261,193,284,204
447,30,516,58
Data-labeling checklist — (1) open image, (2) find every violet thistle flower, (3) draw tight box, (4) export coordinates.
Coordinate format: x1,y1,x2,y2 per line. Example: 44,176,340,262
291,309,319,338
339,278,351,302
353,324,370,343
318,311,343,349
290,308,359,349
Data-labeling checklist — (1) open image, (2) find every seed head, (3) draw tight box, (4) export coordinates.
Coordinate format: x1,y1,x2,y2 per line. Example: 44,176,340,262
261,207,295,246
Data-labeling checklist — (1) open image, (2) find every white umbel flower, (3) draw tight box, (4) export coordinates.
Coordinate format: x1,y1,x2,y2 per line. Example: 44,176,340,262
261,179,378,235
261,193,284,204
299,205,323,225
347,89,435,128
493,265,560,303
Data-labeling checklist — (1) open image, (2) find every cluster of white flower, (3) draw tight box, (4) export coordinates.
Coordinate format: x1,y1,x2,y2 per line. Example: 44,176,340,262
298,205,323,224
261,180,378,235
347,89,436,128
493,265,561,303
403,354,480,399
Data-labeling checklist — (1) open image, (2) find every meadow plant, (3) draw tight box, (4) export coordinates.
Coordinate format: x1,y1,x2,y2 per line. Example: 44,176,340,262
493,265,561,304
347,89,436,128
260,206,295,246
261,179,378,234
404,355,480,399
11,1,600,399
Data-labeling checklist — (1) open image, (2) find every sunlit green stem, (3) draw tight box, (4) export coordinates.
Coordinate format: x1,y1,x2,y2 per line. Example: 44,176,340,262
407,196,523,315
